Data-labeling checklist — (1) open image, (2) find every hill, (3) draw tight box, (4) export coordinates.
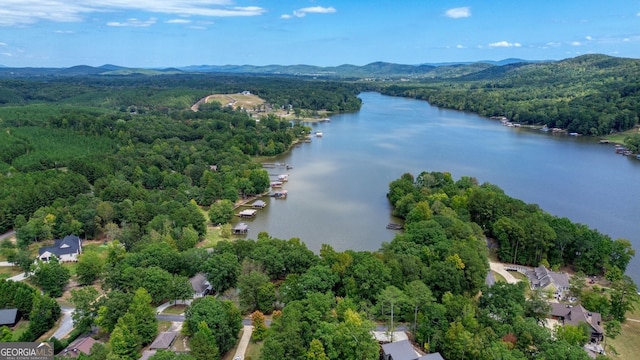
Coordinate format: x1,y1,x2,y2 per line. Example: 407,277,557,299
378,54,640,136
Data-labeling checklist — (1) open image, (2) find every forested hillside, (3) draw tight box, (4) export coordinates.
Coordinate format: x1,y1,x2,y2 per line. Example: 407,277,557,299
0,75,362,236
376,54,640,136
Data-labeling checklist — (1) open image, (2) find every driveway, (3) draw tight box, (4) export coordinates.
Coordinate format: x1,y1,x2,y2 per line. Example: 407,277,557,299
0,230,15,242
7,272,27,281
233,325,253,360
52,306,75,340
489,261,520,284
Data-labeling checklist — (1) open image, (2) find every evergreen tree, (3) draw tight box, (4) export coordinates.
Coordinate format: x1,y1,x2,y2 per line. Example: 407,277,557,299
127,288,158,346
189,321,219,360
108,317,139,360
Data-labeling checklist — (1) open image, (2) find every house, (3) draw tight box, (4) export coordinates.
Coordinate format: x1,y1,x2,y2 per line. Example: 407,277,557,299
60,336,98,357
526,266,570,294
149,331,178,350
38,235,82,262
190,273,212,297
381,340,445,360
0,308,20,328
549,303,604,342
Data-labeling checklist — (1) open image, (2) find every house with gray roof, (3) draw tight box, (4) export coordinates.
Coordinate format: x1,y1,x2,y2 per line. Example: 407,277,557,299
149,331,178,350
526,265,570,293
549,303,603,342
0,308,20,327
190,273,212,297
381,340,445,360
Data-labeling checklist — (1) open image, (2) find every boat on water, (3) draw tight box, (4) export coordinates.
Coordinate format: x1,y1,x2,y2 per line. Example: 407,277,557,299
316,131,323,137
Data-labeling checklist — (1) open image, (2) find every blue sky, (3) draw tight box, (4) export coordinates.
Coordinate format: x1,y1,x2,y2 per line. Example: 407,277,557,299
1,1,639,68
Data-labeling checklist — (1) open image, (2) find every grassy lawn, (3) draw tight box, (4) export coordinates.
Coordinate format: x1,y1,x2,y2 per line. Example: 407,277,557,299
606,307,640,358
11,320,29,341
157,321,172,333
492,271,507,283
0,266,24,279
603,127,640,144
161,305,188,315
245,341,263,360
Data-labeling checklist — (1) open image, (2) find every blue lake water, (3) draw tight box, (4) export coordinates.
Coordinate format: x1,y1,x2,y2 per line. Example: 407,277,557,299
238,92,640,285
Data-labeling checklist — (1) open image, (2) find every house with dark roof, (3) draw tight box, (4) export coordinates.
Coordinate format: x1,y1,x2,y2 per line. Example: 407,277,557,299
38,235,82,262
381,340,445,360
0,308,20,328
60,336,98,357
549,303,604,341
526,266,570,294
190,273,212,297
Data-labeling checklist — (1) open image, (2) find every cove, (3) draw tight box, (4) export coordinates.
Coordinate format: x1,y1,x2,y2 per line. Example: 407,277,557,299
239,92,640,285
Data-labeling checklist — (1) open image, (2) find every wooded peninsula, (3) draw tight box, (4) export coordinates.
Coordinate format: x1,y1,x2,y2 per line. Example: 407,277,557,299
0,54,638,360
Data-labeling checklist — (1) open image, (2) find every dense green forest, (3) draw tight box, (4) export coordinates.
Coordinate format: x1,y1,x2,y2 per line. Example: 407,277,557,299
0,75,362,235
0,68,637,359
374,54,640,136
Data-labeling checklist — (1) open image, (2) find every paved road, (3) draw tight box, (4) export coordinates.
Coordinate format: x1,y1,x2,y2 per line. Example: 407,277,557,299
489,261,520,284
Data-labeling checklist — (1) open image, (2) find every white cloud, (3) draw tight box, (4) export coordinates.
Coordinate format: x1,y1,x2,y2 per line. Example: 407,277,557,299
585,35,592,41
0,1,265,26
445,7,471,19
292,6,336,18
167,19,192,24
637,12,640,16
0,42,7,46
571,41,582,46
489,41,522,48
281,14,292,19
456,44,465,49
546,42,561,47
2,52,14,57
54,30,74,34
107,18,157,27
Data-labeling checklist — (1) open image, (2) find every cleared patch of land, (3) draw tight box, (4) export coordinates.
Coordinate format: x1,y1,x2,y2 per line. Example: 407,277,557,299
607,307,640,358
193,93,332,122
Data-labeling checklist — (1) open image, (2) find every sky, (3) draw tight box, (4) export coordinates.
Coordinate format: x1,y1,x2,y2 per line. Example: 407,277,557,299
0,0,639,68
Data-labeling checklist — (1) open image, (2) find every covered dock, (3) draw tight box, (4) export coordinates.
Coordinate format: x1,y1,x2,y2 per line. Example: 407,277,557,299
238,209,257,218
232,223,249,234
252,200,267,208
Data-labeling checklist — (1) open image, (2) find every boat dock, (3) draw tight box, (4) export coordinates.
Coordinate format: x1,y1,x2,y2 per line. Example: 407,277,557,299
269,190,288,199
238,209,258,218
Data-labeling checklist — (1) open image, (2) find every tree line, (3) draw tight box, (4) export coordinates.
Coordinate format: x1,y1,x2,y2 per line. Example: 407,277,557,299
374,54,640,136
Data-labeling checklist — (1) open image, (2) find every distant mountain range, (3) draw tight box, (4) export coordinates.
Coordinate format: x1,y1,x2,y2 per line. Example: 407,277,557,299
0,55,635,81
0,58,546,79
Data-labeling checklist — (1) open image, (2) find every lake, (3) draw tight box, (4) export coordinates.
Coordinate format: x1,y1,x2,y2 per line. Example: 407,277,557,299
237,92,640,285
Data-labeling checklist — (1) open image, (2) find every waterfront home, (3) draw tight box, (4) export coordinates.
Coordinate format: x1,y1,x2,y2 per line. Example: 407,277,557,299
549,303,603,342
